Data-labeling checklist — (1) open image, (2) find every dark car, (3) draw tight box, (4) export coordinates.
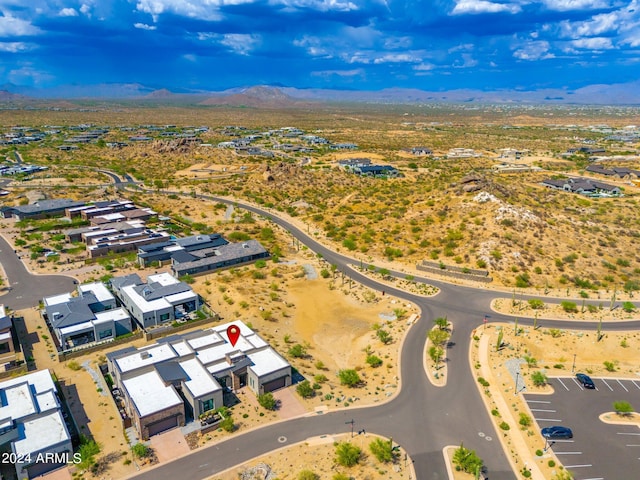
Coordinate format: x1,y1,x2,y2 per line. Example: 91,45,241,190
542,426,573,439
576,372,595,389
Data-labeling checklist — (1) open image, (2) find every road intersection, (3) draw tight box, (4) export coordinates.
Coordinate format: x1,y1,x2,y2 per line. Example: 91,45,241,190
1,175,636,479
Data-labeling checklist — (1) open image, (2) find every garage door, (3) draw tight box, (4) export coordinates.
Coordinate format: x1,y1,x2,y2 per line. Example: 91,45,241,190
27,461,65,478
262,376,287,393
147,415,179,437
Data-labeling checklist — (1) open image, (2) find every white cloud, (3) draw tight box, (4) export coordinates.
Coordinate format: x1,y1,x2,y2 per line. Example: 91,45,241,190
271,0,358,12
134,23,157,30
80,4,92,15
220,34,261,55
0,42,32,53
513,40,555,60
134,0,252,22
571,37,613,49
311,68,364,77
453,53,479,68
452,0,521,15
542,0,611,11
7,65,54,86
0,15,41,36
413,62,436,71
58,8,79,17
293,35,332,57
373,53,420,64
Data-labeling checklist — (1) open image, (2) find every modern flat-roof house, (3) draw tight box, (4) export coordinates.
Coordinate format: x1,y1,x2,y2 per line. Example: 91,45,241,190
541,177,621,196
43,282,132,350
0,369,73,479
106,321,291,440
137,233,229,267
0,199,85,220
110,273,199,329
170,240,270,277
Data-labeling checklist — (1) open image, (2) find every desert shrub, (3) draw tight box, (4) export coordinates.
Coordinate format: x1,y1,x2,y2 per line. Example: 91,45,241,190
335,442,361,467
338,369,361,387
369,438,395,463
561,301,577,313
452,444,483,474
613,401,634,415
297,470,319,480
528,299,544,309
296,380,315,398
366,355,382,368
258,393,277,410
288,344,307,358
519,412,532,427
531,370,549,386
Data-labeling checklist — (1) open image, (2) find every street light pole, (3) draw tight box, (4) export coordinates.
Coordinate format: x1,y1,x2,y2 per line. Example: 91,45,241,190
515,370,519,395
572,353,576,373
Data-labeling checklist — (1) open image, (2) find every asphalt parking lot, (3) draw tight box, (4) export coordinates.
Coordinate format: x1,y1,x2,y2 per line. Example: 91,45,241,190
524,376,640,480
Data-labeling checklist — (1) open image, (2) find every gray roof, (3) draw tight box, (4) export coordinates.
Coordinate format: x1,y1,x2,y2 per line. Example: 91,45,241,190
8,199,85,215
46,293,99,328
156,361,188,383
175,233,228,249
133,281,191,301
172,240,268,272
110,273,143,290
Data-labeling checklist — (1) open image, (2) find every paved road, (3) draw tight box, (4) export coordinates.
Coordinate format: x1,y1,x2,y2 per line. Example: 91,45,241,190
122,188,636,480
0,235,77,309
7,173,624,479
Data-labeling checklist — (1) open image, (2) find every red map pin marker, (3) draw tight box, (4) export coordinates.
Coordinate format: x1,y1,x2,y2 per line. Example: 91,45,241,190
227,325,240,347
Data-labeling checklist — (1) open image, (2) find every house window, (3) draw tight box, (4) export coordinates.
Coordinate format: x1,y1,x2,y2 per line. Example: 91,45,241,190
160,313,170,322
201,398,214,412
98,329,113,340
0,342,9,354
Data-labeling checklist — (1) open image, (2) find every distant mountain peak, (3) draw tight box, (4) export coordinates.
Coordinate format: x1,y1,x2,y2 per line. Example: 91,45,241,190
145,88,175,98
240,85,290,101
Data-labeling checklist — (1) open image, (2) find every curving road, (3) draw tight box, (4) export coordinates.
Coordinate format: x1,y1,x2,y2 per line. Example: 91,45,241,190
0,235,77,309
5,171,625,479
114,181,637,480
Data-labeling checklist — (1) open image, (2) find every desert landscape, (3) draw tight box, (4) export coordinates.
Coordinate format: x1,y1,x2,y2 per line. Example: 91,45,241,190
1,103,640,480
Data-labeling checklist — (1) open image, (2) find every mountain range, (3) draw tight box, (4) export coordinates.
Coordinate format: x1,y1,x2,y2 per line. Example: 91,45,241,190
2,81,640,106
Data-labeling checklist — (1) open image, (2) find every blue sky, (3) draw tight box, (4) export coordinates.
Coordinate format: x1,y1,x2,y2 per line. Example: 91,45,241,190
0,0,639,92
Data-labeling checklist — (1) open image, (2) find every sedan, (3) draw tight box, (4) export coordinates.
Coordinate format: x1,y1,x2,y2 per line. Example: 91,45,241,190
576,372,595,389
542,426,573,439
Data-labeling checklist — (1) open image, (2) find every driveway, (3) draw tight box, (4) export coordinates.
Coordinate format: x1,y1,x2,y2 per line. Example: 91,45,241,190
150,428,191,464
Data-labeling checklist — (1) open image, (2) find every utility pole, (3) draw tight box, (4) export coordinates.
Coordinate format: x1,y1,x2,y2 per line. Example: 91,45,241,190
345,419,355,438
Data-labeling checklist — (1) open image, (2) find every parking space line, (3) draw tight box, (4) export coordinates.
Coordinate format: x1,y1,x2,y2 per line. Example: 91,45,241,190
557,378,570,391
530,409,556,412
601,379,613,391
550,439,574,443
631,380,640,390
563,464,592,468
570,377,584,390
617,432,640,436
580,477,604,480
625,444,640,447
617,379,629,392
527,400,551,404
534,418,562,422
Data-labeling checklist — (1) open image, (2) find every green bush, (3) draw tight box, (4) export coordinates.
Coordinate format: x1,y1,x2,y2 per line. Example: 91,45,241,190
296,380,315,398
366,355,383,368
369,438,394,463
132,443,150,458
335,442,361,467
338,369,361,387
257,392,277,410
561,301,577,313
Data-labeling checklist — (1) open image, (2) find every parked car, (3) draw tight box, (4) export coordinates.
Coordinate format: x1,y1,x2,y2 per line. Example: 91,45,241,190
576,372,595,389
542,426,573,439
